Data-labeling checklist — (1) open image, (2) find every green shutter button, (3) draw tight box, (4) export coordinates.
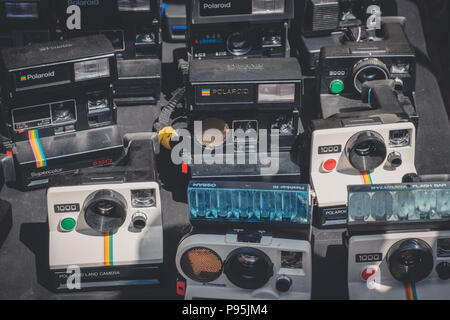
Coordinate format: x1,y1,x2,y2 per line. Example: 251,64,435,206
61,218,76,231
330,80,344,94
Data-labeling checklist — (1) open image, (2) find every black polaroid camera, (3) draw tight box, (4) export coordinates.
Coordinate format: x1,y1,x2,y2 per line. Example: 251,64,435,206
292,0,397,72
186,0,294,60
0,0,55,50
184,57,303,181
317,18,416,117
56,0,162,106
0,35,124,190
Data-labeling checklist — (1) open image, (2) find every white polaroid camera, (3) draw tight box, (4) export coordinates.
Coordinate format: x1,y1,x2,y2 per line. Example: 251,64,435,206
310,80,417,227
175,180,313,300
48,181,163,290
346,180,450,300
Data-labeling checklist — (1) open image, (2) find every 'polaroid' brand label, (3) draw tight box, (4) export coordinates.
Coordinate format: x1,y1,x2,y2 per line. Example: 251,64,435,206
67,0,100,6
321,206,347,221
195,85,254,104
199,0,251,16
14,65,71,91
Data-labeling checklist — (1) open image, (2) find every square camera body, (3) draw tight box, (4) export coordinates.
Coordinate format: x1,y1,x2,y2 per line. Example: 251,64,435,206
48,181,162,290
186,57,303,180
0,35,124,190
176,232,312,300
310,81,418,227
347,182,450,299
0,0,55,49
318,20,415,101
186,0,294,60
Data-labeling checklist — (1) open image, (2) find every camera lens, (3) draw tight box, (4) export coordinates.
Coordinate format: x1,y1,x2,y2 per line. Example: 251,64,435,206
346,131,387,171
387,239,434,284
227,32,252,56
83,190,127,233
352,58,389,93
224,248,273,290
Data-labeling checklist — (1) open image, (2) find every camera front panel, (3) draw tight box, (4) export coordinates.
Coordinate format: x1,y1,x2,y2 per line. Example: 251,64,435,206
348,230,450,300
189,21,288,60
6,87,116,143
176,233,311,300
310,122,416,226
48,181,163,271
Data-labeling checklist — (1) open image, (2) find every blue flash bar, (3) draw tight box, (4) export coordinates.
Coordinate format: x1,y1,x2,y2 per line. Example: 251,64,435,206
188,181,311,225
348,182,450,225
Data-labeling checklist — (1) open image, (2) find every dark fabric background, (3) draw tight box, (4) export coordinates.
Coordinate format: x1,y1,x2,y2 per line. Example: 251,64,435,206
0,0,449,300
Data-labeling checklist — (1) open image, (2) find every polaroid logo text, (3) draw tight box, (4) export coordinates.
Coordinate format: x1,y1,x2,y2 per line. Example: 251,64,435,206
203,2,232,10
22,71,55,81
67,0,100,6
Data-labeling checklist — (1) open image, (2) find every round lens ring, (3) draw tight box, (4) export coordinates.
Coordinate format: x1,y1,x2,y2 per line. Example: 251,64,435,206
346,131,387,171
387,238,434,284
227,31,251,56
352,58,389,93
224,247,273,290
83,190,127,233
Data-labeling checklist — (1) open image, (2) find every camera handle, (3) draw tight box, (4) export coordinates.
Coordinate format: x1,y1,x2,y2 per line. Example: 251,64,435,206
0,154,16,189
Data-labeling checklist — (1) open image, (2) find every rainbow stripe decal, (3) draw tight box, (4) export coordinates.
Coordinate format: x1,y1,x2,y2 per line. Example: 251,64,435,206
103,232,114,266
361,171,373,185
405,283,418,300
201,89,211,97
28,130,47,168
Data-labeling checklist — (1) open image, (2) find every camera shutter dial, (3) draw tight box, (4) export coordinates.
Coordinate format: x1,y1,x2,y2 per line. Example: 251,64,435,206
276,275,292,292
352,58,389,93
224,247,274,290
83,189,127,233
387,238,434,284
436,262,450,281
346,131,387,171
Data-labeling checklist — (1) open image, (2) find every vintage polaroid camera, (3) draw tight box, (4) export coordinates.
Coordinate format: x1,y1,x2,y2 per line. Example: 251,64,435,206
184,57,303,181
318,18,415,105
186,0,294,60
0,0,55,50
56,0,162,106
48,134,163,290
175,181,312,300
0,35,124,190
292,0,397,72
346,180,450,300
310,80,418,227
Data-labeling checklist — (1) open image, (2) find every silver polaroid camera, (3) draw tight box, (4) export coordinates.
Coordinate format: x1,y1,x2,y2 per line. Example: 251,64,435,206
47,134,163,290
175,181,313,300
310,80,417,227
346,180,450,300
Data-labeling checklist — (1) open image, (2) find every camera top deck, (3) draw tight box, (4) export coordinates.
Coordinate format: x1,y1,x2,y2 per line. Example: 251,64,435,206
188,0,294,25
1,35,117,99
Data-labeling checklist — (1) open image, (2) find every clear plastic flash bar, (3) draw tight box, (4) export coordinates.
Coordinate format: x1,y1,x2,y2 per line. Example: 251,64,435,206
188,181,311,225
348,182,450,225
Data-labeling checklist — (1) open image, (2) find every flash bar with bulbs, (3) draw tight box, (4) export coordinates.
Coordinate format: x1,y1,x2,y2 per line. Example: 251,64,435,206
347,182,450,232
188,181,312,229
0,35,117,99
188,0,294,25
187,57,302,111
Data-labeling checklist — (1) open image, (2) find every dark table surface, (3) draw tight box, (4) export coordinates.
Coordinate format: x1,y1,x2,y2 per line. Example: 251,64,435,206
0,0,449,300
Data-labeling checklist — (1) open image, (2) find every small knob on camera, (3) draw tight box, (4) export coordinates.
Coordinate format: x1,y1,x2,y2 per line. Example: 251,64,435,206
388,152,403,168
132,212,147,230
436,262,450,280
276,275,292,292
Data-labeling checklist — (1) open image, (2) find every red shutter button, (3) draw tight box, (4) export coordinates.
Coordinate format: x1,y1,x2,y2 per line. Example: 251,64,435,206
322,159,337,172
361,267,377,281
